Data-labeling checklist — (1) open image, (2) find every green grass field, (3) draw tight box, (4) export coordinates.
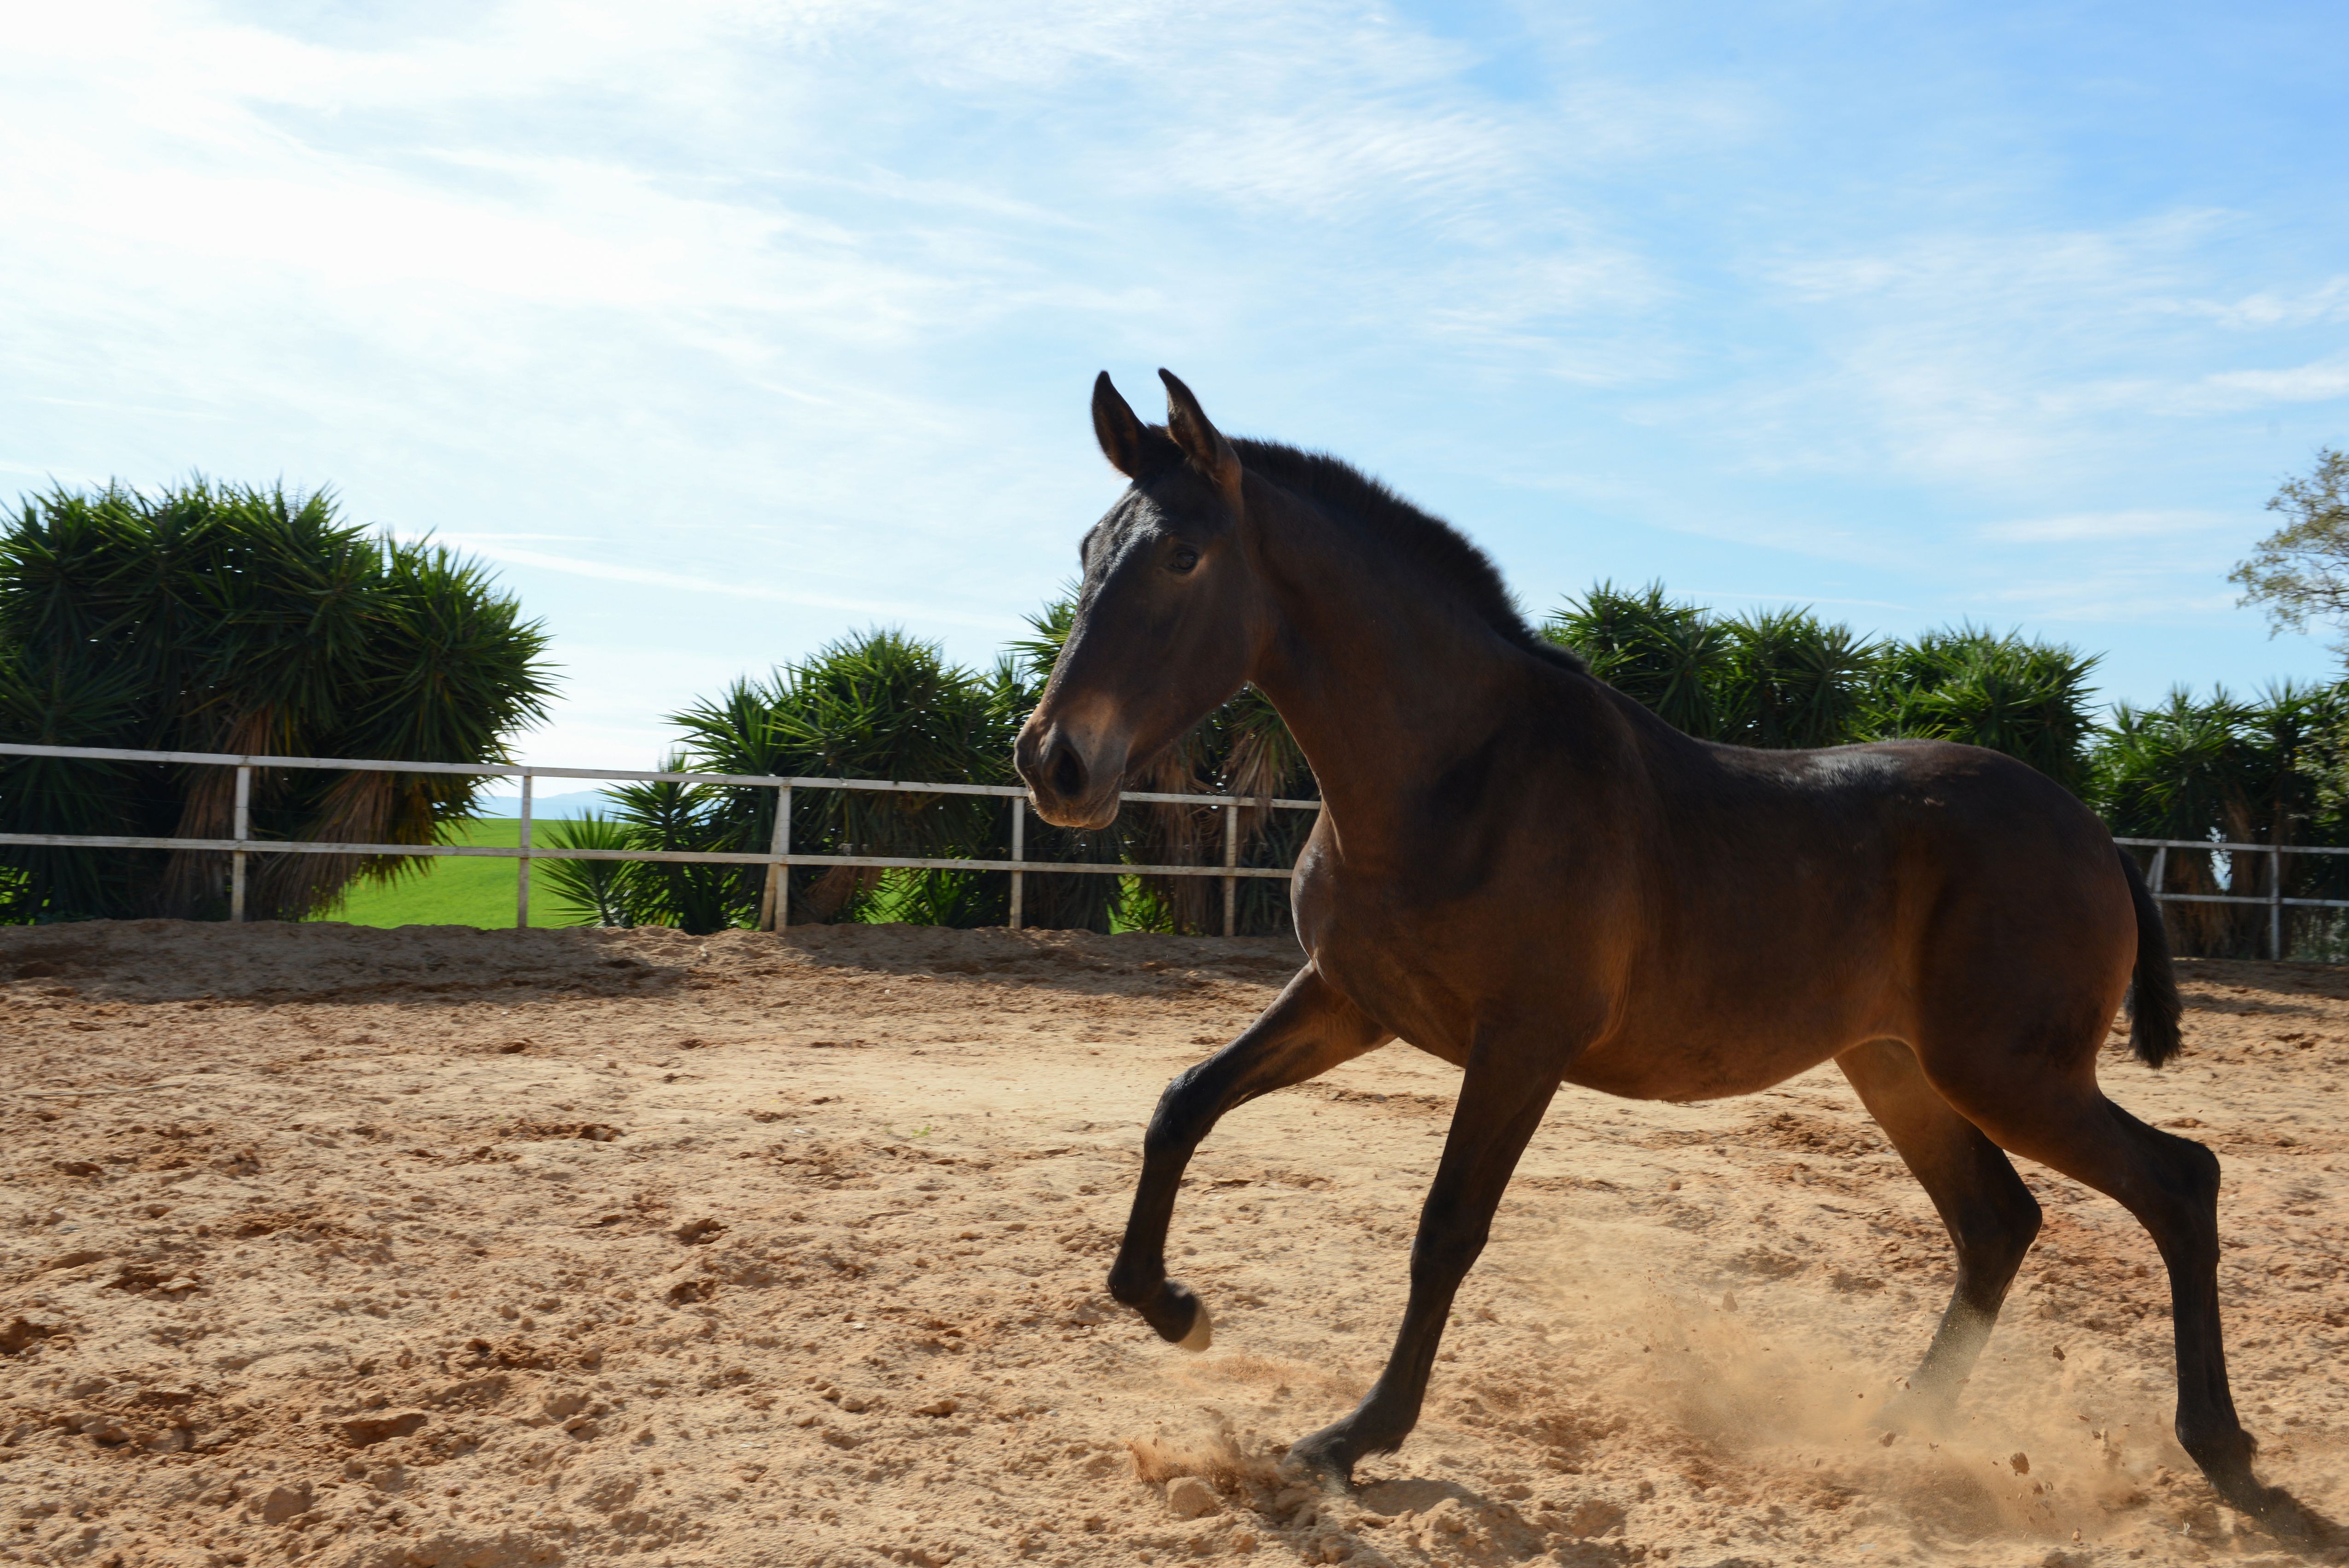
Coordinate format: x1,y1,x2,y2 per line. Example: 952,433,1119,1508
318,818,588,929
318,822,1167,931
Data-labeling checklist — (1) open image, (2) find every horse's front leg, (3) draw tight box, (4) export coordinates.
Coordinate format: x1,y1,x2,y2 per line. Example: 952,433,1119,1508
1108,965,1389,1349
1286,1030,1560,1489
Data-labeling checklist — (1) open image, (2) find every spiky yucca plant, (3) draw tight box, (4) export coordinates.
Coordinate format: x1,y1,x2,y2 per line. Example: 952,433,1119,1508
0,480,553,922
1546,581,1737,740
2088,682,2349,957
1546,590,2097,789
1867,627,2098,793
552,631,1026,934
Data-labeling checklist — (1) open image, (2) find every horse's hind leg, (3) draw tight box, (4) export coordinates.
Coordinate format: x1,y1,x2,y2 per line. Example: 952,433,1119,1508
1929,1065,2302,1531
1837,1038,2041,1421
1108,965,1390,1349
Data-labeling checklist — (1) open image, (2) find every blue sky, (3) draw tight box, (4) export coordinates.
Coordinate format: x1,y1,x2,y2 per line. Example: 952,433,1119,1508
5,0,2346,766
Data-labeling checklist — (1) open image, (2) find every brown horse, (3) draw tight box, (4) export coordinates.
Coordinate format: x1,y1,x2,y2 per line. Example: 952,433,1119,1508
1014,369,2312,1532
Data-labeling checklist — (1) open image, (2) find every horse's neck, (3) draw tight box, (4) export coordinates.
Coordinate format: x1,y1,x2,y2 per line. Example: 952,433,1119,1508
1245,490,1574,840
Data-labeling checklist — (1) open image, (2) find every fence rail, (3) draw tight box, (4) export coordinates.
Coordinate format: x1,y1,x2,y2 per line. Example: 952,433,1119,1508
2114,837,2349,960
0,742,1319,936
7,743,2339,956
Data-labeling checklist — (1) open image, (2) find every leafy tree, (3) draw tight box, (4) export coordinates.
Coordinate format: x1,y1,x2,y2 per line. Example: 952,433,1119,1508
0,480,552,922
2231,447,2349,636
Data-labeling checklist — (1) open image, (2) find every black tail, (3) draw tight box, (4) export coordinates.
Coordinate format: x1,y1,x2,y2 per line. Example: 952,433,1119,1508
2118,847,2183,1068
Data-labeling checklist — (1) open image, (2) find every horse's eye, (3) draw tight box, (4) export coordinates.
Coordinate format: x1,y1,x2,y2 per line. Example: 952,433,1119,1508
1169,546,1200,574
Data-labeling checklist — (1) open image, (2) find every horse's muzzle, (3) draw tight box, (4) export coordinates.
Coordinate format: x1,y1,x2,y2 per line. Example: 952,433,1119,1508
1016,720,1124,831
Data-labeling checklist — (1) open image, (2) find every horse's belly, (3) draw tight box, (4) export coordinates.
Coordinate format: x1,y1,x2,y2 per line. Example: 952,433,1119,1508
1564,1018,1863,1102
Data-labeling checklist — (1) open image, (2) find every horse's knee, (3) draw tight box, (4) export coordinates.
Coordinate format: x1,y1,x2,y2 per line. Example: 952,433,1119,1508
1142,1068,1213,1160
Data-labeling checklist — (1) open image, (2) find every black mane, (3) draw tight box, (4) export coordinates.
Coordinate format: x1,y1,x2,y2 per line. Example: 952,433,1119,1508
1230,437,1586,674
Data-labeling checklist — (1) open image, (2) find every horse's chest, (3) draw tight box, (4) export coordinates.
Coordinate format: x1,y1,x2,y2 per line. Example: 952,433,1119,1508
1301,907,1478,1063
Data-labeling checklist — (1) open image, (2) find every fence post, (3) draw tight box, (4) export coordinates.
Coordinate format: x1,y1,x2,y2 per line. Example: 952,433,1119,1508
516,772,532,930
2271,843,2284,961
760,784,791,931
1222,802,1239,937
1009,797,1025,930
230,765,251,922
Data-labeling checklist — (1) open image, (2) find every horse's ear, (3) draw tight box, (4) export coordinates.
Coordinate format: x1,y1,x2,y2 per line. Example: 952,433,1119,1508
1092,372,1166,480
1158,369,1241,501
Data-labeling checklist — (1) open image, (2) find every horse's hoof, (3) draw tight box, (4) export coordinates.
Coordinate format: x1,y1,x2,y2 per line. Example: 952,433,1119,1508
1127,1279,1212,1348
1878,1387,1956,1436
1281,1424,1360,1495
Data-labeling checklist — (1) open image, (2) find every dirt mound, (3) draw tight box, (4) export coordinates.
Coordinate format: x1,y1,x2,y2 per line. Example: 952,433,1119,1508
0,925,2343,1565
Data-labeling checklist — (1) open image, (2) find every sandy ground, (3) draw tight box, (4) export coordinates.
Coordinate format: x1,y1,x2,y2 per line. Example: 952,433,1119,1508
0,920,2343,1568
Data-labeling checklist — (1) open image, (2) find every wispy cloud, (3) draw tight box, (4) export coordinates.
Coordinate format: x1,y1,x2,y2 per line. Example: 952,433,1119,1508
1977,510,2232,543
2168,276,2349,330
2197,357,2349,407
417,534,1024,633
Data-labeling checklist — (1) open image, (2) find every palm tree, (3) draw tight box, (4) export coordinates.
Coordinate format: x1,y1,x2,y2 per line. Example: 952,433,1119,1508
1718,608,1879,748
538,815,635,926
2090,689,2251,955
2092,681,2349,957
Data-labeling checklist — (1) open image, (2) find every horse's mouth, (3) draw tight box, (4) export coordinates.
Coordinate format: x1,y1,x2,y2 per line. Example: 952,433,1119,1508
1027,789,1122,832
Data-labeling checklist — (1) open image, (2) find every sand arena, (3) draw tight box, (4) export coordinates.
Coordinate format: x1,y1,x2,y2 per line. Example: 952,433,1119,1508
0,920,2343,1567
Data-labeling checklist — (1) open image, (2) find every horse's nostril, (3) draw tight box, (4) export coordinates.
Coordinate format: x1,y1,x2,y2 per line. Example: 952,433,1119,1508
1048,741,1087,802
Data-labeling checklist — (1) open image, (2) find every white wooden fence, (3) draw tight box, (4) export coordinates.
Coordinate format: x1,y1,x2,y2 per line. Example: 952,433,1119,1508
6,743,2345,955
2114,837,2349,961
0,742,1318,936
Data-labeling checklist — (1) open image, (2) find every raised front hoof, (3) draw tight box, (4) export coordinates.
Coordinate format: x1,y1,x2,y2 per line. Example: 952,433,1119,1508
1125,1278,1211,1351
1280,1422,1362,1496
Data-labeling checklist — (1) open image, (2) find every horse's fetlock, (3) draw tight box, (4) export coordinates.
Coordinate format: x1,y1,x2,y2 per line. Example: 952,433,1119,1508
1106,1261,1159,1307
1974,1204,2040,1277
2176,1416,2256,1472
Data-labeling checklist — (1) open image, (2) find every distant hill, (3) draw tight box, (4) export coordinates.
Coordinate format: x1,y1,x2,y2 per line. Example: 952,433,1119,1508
471,790,619,819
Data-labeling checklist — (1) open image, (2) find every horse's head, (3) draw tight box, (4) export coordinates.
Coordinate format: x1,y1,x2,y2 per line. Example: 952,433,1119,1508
1016,370,1265,829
